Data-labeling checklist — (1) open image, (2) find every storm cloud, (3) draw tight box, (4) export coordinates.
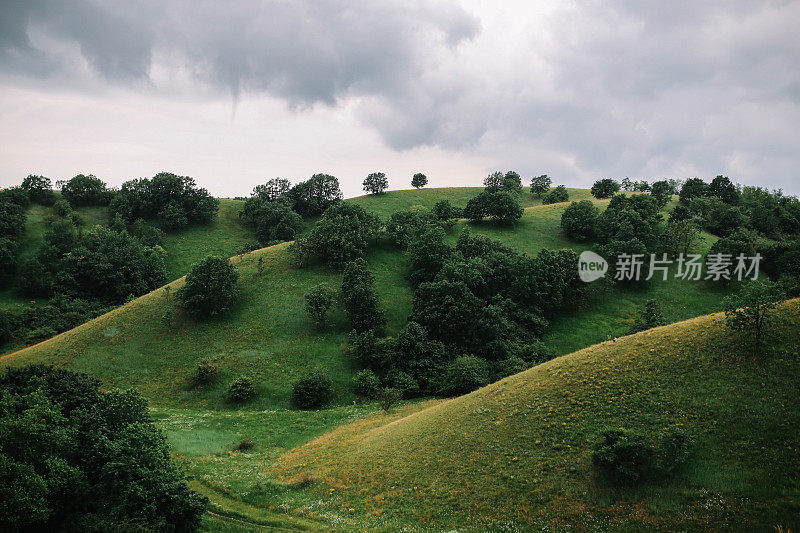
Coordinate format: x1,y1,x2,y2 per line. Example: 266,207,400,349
0,0,798,192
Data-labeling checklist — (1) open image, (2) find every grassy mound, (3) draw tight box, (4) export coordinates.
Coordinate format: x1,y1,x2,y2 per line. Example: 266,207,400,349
273,300,800,531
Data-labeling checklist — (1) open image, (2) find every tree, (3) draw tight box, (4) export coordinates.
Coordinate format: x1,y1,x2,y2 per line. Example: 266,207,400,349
431,199,461,223
252,178,291,201
502,171,522,193
590,178,621,199
630,299,666,333
178,256,238,318
377,387,402,411
411,173,428,189
305,284,335,328
542,185,569,204
385,207,438,249
352,370,380,399
440,355,490,396
240,197,302,243
341,258,386,334
664,218,700,256
650,180,672,208
621,177,633,191
228,376,256,403
306,202,381,268
0,366,207,531
464,191,522,224
483,171,505,192
723,279,785,356
61,174,112,206
291,371,332,409
408,226,452,286
561,200,600,242
708,175,740,205
20,175,55,205
530,174,551,198
679,178,708,204
287,174,343,216
363,172,388,195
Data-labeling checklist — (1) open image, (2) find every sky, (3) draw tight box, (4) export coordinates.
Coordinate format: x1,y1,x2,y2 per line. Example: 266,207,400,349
1,0,798,199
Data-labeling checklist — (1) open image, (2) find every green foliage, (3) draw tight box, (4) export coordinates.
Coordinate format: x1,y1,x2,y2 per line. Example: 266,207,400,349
590,179,621,199
440,355,490,396
252,178,291,201
304,284,335,328
679,177,709,204
723,279,786,355
596,194,662,251
110,172,218,230
650,180,672,207
60,174,112,206
291,371,332,409
483,171,522,194
240,197,302,244
592,427,653,485
530,174,551,198
708,175,740,205
351,369,380,399
307,202,381,268
52,198,72,218
228,376,257,403
464,191,523,225
0,365,207,531
385,207,438,249
383,370,420,399
178,255,239,318
431,199,461,222
363,172,388,195
408,225,452,286
561,200,599,242
411,173,428,189
630,299,666,333
341,258,386,334
663,218,700,256
20,175,55,205
542,184,569,204
287,173,343,216
377,387,402,412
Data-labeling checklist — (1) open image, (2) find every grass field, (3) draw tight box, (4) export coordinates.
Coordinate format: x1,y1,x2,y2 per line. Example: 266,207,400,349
2,186,773,530
270,300,800,531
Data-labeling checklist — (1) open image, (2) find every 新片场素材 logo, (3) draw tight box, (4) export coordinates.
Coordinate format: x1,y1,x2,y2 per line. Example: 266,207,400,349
578,251,608,282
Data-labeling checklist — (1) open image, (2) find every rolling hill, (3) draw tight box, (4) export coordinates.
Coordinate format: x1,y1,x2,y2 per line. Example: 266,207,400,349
271,300,800,531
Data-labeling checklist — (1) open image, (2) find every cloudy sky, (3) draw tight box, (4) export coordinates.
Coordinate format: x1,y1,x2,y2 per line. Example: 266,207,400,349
1,0,798,198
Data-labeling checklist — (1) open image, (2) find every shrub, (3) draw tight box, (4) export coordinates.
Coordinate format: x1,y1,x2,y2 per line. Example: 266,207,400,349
236,437,256,451
590,178,621,199
352,369,380,399
363,172,388,194
542,185,569,204
178,256,239,318
377,387,402,412
52,198,72,218
305,284,335,328
228,376,257,403
291,371,332,409
440,356,490,396
493,356,528,380
592,428,653,485
383,370,420,399
240,197,302,244
655,427,691,478
411,173,428,188
630,299,666,333
191,359,220,387
561,200,600,242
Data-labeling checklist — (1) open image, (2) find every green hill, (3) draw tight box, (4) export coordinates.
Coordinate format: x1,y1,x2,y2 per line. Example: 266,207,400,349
271,300,800,531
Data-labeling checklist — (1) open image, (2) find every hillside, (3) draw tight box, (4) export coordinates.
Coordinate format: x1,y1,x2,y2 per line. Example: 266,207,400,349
0,191,731,409
271,300,800,531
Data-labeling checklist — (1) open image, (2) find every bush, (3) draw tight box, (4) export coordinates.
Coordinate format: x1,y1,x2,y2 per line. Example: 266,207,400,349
383,370,420,398
542,185,569,204
228,376,257,403
411,173,428,188
236,437,257,451
629,299,666,333
292,371,333,409
655,427,691,478
352,369,380,399
592,428,653,485
493,356,528,380
377,387,402,412
191,359,220,387
178,256,238,318
440,356,490,396
305,284,335,328
52,198,72,218
561,200,600,242
590,178,620,199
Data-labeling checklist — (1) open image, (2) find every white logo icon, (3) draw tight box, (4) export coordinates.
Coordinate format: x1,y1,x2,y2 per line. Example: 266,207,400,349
578,251,608,282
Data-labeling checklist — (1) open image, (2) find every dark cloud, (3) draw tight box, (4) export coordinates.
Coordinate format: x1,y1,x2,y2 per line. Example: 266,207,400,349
1,0,798,189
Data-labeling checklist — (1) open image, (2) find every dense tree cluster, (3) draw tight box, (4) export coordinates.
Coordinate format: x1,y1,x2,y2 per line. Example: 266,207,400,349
464,191,523,225
285,173,343,216
0,365,207,531
20,175,56,206
240,194,302,244
0,195,27,288
304,203,381,268
590,179,621,199
110,172,218,231
60,174,113,207
341,258,386,334
484,171,522,194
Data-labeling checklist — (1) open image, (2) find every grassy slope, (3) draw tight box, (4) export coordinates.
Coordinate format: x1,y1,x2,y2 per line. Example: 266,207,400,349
272,301,800,531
